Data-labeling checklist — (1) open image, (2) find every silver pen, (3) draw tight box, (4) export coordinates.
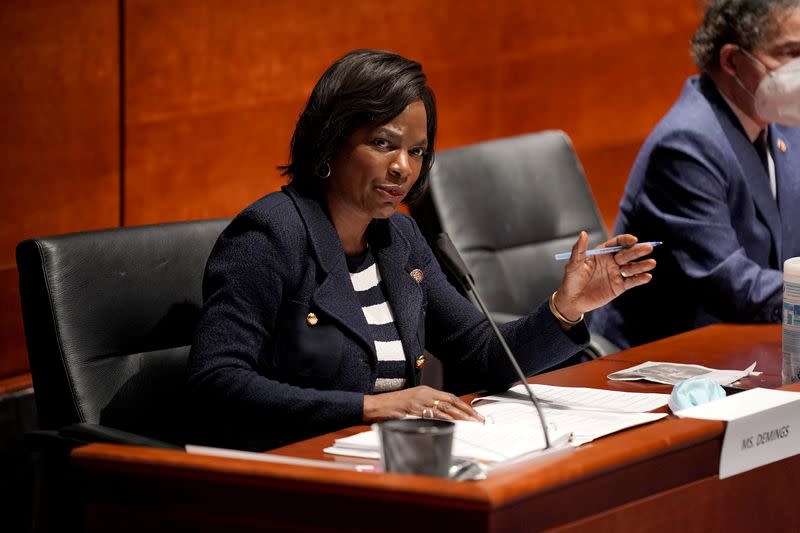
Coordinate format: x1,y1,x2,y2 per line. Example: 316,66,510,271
554,241,662,261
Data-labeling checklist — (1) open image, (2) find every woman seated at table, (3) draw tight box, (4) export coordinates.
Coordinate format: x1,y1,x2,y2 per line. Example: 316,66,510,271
186,49,656,451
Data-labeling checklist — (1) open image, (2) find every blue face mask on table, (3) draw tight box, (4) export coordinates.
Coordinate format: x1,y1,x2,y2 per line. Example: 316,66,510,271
668,378,727,412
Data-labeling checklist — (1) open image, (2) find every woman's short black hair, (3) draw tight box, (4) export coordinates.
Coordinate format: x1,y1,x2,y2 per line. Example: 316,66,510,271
691,0,800,72
280,49,437,203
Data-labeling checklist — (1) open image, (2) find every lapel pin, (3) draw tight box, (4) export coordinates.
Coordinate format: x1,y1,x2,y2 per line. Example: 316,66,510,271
306,312,318,326
415,354,426,369
410,268,423,284
777,138,787,153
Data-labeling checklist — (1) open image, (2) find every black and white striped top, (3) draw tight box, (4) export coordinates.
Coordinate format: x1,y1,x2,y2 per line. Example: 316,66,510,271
346,249,406,393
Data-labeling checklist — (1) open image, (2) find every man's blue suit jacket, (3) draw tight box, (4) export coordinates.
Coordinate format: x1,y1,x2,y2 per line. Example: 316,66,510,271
593,75,800,350
187,183,588,451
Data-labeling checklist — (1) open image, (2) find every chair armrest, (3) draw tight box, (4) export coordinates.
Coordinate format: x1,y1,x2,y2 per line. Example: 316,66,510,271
585,333,619,358
489,311,523,324
25,429,87,454
60,422,182,449
25,423,182,453
490,311,619,358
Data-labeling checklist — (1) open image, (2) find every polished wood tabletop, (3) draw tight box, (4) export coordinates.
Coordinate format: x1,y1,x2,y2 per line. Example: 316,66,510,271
70,324,799,532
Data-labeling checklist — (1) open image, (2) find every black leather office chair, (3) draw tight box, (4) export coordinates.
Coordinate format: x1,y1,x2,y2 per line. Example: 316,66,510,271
17,218,230,448
17,219,230,531
411,131,617,388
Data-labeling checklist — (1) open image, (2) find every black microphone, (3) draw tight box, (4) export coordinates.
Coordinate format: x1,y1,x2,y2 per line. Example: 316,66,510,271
435,233,552,449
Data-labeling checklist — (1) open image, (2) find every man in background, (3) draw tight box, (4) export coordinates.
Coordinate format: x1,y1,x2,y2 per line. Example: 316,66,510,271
593,0,800,349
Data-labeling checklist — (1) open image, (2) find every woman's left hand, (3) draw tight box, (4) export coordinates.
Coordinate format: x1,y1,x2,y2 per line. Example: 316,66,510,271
552,231,656,322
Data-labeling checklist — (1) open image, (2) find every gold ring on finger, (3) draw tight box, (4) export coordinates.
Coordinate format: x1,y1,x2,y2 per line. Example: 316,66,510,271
422,408,433,419
433,399,440,409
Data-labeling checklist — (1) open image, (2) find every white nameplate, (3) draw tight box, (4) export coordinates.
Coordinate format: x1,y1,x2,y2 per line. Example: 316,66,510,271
674,388,800,479
719,398,800,478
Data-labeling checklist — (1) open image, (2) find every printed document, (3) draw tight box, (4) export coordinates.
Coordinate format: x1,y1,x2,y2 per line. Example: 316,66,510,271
473,383,669,413
473,401,666,447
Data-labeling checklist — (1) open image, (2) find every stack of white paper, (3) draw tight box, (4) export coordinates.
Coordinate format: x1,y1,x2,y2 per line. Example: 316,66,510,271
326,385,670,462
471,384,669,446
327,420,571,463
473,401,666,447
475,383,670,412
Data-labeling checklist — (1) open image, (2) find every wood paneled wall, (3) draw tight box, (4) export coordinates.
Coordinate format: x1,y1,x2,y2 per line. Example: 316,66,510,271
0,0,702,380
0,0,120,380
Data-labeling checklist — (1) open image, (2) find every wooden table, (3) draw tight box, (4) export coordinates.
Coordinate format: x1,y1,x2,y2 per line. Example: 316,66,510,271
71,324,800,532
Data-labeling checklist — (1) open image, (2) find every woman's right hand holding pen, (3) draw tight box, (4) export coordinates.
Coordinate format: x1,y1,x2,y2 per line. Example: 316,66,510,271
552,232,657,323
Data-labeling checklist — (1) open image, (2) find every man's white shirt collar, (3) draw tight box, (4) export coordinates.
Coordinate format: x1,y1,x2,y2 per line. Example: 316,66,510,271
719,90,762,143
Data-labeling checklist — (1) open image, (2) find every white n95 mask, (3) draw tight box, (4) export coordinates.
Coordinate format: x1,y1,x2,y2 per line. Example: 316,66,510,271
741,50,800,126
755,58,800,126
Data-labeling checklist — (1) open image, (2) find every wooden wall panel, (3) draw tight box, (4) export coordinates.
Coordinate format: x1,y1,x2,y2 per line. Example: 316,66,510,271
0,0,120,378
123,0,702,227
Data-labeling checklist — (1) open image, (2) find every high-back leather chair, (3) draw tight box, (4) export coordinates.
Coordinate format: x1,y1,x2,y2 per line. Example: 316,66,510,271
17,219,230,447
411,131,616,372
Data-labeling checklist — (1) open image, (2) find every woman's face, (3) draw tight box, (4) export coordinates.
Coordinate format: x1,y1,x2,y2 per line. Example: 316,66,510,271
327,100,428,222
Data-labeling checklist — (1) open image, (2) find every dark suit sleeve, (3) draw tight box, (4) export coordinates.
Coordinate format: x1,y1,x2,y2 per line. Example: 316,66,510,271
186,212,363,450
637,144,783,321
406,218,589,392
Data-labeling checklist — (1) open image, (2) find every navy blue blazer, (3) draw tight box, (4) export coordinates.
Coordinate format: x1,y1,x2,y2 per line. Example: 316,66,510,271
187,183,588,450
593,75,800,349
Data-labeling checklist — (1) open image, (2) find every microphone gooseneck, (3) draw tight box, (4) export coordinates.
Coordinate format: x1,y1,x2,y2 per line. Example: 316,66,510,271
435,233,551,449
